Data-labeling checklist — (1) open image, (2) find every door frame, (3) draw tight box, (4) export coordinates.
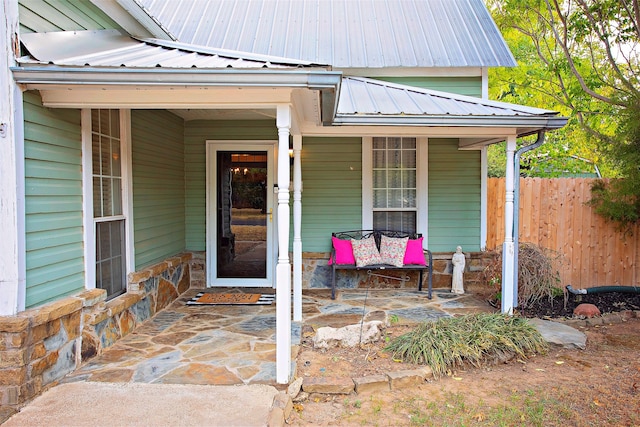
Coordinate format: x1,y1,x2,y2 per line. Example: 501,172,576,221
205,140,276,287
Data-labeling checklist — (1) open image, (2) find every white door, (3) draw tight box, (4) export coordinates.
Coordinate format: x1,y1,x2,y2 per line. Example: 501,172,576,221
206,142,275,287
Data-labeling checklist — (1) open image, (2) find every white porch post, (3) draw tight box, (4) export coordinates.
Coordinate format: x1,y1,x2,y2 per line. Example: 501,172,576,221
0,0,26,315
292,134,303,322
276,105,292,384
501,135,517,314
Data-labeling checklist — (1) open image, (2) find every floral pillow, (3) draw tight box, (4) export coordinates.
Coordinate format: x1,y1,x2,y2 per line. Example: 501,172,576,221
351,236,382,267
380,235,409,267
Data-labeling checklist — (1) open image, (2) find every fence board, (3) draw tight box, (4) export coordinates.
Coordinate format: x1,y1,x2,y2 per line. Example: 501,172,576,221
487,178,638,289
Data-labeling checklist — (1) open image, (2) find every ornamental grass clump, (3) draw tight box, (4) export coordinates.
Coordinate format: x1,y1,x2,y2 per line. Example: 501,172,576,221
384,313,548,378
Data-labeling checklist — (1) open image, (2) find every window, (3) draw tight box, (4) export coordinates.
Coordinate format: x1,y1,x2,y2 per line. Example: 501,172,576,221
91,110,126,299
372,137,418,233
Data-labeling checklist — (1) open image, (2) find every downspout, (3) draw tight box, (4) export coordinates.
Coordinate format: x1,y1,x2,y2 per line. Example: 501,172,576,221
512,131,546,307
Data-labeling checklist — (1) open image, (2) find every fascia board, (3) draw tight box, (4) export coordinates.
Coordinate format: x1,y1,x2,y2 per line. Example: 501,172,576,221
331,115,568,130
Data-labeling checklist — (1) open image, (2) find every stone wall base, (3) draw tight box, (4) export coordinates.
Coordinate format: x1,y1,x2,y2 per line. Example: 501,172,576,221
0,253,193,418
302,251,495,295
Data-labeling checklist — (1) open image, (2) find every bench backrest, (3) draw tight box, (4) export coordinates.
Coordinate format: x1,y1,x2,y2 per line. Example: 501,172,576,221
332,230,421,249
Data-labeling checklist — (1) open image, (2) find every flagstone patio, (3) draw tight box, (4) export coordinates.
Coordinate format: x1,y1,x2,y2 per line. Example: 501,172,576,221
62,287,493,386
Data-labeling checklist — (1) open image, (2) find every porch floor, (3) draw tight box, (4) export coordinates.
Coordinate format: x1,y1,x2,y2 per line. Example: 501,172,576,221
62,287,493,386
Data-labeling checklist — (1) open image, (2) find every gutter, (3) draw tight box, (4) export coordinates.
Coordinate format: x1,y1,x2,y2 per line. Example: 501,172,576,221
11,66,342,87
512,131,546,307
332,115,568,130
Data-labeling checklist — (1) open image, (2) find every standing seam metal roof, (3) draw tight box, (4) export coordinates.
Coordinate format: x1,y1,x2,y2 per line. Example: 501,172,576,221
136,0,517,68
337,77,559,117
18,29,322,69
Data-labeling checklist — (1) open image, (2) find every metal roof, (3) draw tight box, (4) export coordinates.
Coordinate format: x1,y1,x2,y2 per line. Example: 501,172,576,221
335,77,566,131
338,77,557,117
137,0,517,69
19,29,322,69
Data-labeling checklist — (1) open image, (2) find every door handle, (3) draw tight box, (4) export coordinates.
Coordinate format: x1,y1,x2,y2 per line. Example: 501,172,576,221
269,208,273,222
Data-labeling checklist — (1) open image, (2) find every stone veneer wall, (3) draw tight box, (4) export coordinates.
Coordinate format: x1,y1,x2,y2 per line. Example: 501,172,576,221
302,251,494,292
0,253,193,418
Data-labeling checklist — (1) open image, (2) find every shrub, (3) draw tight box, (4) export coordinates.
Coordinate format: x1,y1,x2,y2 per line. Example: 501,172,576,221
384,313,548,378
482,243,564,309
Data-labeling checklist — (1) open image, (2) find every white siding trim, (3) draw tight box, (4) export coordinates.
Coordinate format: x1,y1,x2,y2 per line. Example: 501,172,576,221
417,138,428,246
481,67,489,99
121,109,135,273
361,137,373,229
362,136,427,239
0,0,24,315
81,109,96,290
82,109,133,291
480,146,488,251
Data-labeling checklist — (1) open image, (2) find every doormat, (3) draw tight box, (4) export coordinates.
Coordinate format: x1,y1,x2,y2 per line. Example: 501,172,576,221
186,292,275,306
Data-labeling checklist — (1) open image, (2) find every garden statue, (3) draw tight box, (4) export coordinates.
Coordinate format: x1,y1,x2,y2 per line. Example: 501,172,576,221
451,246,465,294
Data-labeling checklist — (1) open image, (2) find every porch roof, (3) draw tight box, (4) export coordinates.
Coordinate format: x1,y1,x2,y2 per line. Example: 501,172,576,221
334,77,567,142
18,29,327,69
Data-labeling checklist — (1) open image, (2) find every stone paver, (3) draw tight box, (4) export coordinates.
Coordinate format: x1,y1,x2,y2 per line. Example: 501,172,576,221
63,287,492,387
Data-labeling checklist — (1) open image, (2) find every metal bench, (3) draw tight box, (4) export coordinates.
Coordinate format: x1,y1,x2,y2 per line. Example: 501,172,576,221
330,230,433,300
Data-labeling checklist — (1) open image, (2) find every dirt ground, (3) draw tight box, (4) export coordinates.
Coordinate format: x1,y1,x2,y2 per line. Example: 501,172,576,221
290,314,640,426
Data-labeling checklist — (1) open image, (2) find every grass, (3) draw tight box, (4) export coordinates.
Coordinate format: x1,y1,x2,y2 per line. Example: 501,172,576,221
384,313,548,378
342,389,575,427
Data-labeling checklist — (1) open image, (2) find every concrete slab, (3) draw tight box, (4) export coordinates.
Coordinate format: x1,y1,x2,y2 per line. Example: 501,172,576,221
529,318,587,350
3,382,279,427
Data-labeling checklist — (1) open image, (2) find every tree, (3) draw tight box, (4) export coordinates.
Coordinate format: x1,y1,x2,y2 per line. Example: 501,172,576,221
488,0,640,229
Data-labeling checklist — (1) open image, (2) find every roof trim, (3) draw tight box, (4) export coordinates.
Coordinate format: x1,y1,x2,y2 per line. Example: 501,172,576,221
89,0,175,40
332,114,568,130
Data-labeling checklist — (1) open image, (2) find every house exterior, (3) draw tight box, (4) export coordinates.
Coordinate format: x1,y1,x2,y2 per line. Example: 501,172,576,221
0,0,566,407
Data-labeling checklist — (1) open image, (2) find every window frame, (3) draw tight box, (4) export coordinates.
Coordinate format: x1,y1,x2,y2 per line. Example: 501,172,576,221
82,109,134,294
362,136,428,243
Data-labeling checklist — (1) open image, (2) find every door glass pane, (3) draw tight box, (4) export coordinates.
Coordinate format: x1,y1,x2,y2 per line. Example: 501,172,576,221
216,151,268,279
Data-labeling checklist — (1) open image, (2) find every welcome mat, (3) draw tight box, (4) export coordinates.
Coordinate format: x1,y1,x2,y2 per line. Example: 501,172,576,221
186,292,275,306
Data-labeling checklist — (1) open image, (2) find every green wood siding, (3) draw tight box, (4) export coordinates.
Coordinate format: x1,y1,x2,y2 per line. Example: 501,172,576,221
184,120,277,251
300,137,362,252
24,91,84,308
131,110,186,269
375,77,482,97
19,0,119,33
428,139,481,252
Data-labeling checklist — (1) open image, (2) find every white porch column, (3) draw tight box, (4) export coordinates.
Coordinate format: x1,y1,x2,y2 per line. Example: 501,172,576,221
276,105,292,384
0,0,26,315
292,134,303,322
501,135,517,315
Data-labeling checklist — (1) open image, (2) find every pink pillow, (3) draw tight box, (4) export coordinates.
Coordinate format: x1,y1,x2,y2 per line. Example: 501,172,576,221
403,237,426,265
329,236,356,265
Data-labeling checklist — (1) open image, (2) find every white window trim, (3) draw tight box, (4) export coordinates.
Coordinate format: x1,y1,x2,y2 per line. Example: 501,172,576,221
362,137,428,245
82,109,134,290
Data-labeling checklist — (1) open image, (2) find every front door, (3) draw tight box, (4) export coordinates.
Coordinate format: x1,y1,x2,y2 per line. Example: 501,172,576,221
206,142,275,287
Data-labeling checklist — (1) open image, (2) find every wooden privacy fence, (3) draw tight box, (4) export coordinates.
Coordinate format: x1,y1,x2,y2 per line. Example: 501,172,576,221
487,178,640,289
